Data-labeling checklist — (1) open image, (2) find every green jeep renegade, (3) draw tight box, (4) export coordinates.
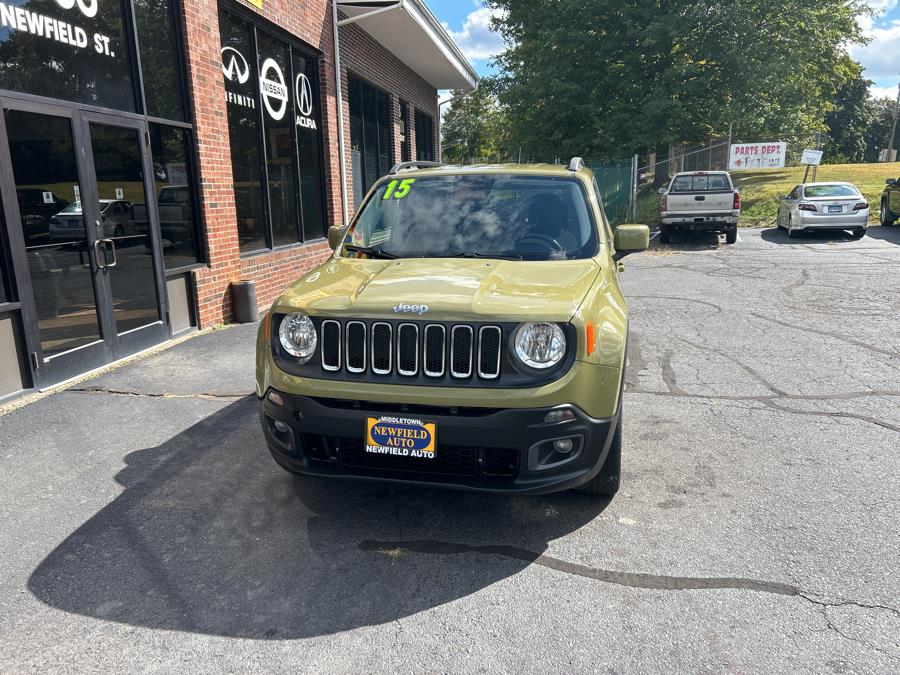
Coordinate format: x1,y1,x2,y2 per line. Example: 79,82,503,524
256,158,649,496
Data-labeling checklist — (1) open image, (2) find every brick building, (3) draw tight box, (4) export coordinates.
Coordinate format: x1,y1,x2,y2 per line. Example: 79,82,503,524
0,0,477,398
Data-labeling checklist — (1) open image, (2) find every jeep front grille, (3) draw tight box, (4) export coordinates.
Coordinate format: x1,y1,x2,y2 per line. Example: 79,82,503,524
319,320,502,380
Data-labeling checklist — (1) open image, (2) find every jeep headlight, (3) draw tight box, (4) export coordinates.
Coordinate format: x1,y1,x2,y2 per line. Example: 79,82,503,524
279,313,317,362
513,322,566,369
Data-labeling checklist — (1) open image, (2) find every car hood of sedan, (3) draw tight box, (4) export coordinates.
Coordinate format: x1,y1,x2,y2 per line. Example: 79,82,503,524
274,256,602,322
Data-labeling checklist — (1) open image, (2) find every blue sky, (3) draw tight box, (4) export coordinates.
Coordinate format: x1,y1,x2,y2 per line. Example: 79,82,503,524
430,0,900,100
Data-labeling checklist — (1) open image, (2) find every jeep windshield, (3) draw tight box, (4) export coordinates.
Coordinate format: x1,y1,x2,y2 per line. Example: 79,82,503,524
341,174,598,261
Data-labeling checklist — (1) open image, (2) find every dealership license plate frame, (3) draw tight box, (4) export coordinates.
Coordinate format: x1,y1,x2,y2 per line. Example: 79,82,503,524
365,416,438,460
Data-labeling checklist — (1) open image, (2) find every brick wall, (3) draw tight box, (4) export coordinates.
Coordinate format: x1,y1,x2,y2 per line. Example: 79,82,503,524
179,0,440,327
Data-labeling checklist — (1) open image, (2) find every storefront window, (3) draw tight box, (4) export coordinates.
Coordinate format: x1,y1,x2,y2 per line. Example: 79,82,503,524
415,110,435,161
293,51,325,242
258,32,299,247
349,75,393,207
133,0,186,121
399,100,411,163
219,10,265,253
148,124,201,269
0,0,136,111
219,6,325,253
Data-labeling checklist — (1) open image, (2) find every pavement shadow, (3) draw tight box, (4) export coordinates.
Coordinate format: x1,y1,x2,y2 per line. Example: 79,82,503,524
28,397,607,639
759,227,856,245
864,225,900,245
653,230,721,250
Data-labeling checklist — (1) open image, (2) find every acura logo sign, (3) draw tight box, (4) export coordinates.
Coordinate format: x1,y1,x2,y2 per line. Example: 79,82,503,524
295,72,313,117
220,46,249,84
259,58,288,120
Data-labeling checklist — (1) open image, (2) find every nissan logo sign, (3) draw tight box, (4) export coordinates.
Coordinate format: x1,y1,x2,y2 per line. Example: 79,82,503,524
259,58,288,120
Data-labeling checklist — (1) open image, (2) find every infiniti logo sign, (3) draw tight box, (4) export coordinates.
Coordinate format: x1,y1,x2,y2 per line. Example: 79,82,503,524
393,303,429,315
220,46,249,84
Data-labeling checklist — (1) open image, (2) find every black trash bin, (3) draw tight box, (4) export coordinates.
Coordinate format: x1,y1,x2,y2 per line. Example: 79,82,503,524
231,279,259,324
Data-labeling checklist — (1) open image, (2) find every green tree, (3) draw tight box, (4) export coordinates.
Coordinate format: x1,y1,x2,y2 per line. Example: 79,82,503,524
822,63,874,163
864,95,900,162
487,0,869,160
441,81,507,164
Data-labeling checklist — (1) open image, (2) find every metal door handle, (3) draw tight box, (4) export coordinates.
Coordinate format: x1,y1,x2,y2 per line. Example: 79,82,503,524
103,238,117,268
92,239,106,270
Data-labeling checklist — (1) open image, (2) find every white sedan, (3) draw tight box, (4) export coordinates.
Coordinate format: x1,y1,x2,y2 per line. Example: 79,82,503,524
776,182,869,239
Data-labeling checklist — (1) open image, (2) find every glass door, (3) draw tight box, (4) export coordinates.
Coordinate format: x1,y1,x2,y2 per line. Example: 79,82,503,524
0,105,110,385
0,101,170,388
82,115,169,357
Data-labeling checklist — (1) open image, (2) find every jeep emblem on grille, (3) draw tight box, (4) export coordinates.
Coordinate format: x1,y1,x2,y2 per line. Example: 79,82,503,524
393,303,429,315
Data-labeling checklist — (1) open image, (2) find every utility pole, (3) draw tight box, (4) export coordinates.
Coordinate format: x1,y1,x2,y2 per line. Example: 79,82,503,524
888,78,900,156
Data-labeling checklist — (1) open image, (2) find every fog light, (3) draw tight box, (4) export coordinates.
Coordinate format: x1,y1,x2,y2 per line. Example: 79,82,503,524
267,390,284,406
273,419,289,433
553,438,574,453
544,408,576,424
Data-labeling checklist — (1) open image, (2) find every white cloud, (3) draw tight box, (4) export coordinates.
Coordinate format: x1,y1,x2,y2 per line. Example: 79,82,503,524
856,21,900,78
870,83,898,99
443,7,505,63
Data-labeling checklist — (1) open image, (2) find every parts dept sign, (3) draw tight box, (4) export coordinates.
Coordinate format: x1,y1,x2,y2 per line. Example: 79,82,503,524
728,142,786,170
220,46,317,131
0,0,117,56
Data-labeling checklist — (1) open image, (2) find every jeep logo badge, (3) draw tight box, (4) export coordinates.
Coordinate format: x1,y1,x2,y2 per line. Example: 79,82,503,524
393,303,429,315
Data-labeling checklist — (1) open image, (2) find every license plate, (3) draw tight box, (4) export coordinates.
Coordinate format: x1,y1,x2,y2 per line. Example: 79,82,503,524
366,416,437,459
828,205,842,213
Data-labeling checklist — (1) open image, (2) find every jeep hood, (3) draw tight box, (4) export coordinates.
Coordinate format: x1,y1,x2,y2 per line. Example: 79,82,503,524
275,257,601,322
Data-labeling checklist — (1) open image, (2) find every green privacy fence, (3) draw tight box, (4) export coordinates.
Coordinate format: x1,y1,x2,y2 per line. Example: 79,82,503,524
584,159,635,225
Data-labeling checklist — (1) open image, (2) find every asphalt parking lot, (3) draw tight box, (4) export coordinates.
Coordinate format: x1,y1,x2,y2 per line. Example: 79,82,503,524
1,226,898,672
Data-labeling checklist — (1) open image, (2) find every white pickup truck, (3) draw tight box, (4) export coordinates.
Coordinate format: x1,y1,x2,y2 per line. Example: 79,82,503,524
659,171,740,245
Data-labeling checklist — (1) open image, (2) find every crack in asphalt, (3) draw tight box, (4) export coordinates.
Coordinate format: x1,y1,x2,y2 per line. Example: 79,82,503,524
750,313,898,359
624,335,900,433
68,386,251,402
629,295,724,314
359,539,798,595
799,593,900,660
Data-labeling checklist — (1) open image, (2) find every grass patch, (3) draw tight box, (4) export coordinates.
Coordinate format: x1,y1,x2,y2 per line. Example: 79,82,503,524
733,162,899,227
630,162,899,228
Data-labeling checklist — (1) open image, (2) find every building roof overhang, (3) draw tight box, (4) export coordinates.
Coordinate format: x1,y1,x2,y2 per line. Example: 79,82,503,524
337,0,479,91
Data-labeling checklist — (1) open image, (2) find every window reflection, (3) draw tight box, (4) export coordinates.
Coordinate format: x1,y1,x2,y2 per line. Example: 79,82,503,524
219,9,266,253
0,0,135,111
88,122,161,335
258,32,300,247
415,111,435,162
134,0,186,120
148,124,201,268
5,110,102,356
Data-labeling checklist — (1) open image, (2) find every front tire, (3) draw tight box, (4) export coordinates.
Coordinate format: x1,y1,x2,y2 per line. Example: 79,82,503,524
881,200,896,226
577,419,621,497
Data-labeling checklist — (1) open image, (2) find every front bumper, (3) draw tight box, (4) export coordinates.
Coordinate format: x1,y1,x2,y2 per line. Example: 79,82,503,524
259,391,619,494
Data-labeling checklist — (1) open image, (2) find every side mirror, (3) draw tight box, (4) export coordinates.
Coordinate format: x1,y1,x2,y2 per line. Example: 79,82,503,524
778,194,788,200
613,224,650,261
327,224,346,250
657,187,667,195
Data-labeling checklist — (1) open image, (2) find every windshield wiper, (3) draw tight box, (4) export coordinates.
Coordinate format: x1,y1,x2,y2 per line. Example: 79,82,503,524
448,251,524,261
343,244,398,259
